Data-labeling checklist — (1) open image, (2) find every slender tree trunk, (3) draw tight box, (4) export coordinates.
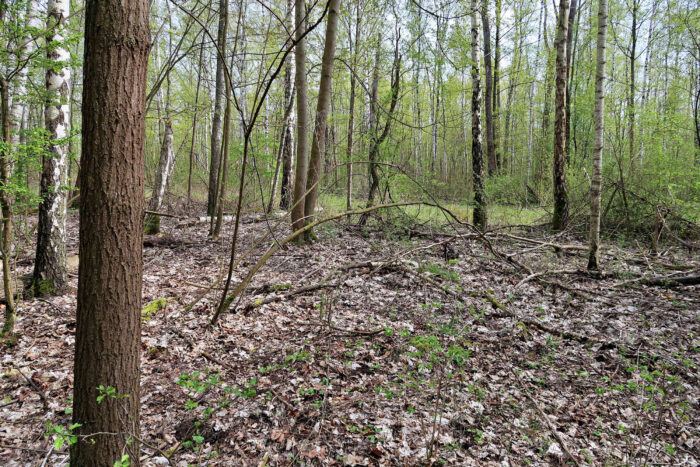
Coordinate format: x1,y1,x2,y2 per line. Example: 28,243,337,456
345,2,360,209
365,36,381,208
471,0,487,229
358,37,401,225
279,0,296,210
482,0,496,175
0,80,16,336
33,0,71,295
212,85,231,240
290,0,309,233
552,0,570,231
526,0,544,202
187,34,206,207
628,0,638,165
71,1,150,464
207,0,228,216
588,0,607,271
493,0,501,171
145,121,174,234
564,0,578,160
303,0,341,242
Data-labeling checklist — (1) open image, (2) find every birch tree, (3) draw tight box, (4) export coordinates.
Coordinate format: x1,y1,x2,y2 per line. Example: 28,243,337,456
145,120,174,234
471,0,487,229
207,0,228,216
588,0,608,270
33,0,70,295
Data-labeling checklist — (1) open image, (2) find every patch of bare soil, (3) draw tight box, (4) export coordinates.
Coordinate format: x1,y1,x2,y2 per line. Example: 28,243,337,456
1,210,698,466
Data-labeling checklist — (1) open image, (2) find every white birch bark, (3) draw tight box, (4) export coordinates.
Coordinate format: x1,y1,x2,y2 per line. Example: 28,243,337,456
588,0,608,270
33,0,70,294
145,120,174,234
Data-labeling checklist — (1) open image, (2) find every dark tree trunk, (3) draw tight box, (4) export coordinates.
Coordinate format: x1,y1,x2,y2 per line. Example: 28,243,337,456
481,0,496,176
71,0,150,464
552,0,570,231
471,0,487,229
279,0,295,210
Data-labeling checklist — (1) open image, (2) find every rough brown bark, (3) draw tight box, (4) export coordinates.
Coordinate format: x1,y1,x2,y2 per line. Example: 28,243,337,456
303,0,341,241
552,0,570,231
71,1,150,464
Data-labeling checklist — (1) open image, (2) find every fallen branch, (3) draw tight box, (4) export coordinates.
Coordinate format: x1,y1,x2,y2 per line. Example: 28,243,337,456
512,369,581,466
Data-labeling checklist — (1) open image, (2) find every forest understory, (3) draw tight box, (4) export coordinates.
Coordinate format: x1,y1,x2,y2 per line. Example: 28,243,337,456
1,204,699,466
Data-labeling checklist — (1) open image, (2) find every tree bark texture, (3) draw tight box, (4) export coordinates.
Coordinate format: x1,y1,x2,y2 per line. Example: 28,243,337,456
471,0,487,230
481,0,496,176
279,0,296,210
0,80,16,335
34,0,71,295
552,0,570,231
303,0,341,240
71,1,150,464
207,0,228,216
588,0,607,270
145,120,174,234
290,0,309,233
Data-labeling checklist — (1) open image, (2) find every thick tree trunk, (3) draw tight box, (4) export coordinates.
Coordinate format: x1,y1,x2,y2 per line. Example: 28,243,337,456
303,0,341,241
33,0,71,295
207,0,228,216
552,0,570,231
290,0,309,233
71,1,150,464
145,120,174,234
471,0,487,230
481,0,496,176
588,0,608,270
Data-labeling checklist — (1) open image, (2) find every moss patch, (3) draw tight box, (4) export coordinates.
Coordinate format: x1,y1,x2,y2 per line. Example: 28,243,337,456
141,298,168,322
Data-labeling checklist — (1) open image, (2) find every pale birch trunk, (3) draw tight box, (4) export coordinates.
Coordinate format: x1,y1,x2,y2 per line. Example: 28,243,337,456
471,0,487,229
33,0,71,295
207,0,228,216
552,0,570,231
588,0,608,270
145,121,174,234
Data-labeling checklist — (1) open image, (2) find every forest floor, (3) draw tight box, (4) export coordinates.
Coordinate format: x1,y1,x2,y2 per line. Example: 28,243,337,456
1,204,699,466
